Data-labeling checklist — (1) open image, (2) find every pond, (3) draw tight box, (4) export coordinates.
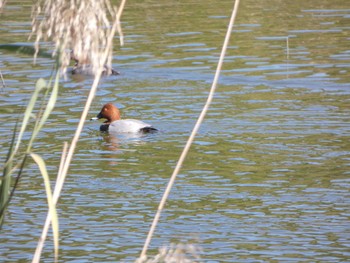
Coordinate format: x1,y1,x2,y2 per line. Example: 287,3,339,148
1,0,350,262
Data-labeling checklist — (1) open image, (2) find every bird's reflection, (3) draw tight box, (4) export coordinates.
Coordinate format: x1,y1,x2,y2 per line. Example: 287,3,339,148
101,131,150,152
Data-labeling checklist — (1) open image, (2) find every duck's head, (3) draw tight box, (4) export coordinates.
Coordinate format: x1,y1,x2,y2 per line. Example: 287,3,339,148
70,51,90,65
96,103,121,123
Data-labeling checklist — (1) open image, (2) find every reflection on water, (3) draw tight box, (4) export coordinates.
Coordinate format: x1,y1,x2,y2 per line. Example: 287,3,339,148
1,0,350,262
100,131,158,152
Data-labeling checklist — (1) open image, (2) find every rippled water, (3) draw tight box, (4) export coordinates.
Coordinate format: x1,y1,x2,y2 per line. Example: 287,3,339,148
1,0,350,262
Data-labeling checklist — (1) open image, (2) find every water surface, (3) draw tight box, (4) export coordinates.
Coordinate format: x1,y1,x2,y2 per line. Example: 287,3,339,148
1,0,350,262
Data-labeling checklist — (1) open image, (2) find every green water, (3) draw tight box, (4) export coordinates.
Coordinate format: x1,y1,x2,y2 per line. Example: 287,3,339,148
1,0,350,262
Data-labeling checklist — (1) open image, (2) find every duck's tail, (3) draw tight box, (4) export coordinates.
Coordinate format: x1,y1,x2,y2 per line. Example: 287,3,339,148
140,127,158,133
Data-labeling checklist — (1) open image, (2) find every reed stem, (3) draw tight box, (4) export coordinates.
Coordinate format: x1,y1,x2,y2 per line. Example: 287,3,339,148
138,0,241,260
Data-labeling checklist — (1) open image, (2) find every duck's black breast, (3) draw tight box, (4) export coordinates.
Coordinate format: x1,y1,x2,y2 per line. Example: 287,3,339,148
100,124,110,132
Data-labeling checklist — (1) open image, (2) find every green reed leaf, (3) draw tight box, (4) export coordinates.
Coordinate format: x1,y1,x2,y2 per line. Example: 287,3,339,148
30,153,59,261
0,120,19,228
12,78,47,157
30,72,59,143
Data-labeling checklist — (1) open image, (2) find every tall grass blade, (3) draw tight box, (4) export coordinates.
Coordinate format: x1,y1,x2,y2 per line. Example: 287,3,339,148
30,153,59,262
38,71,59,129
2,71,54,222
11,78,47,159
29,72,59,147
0,120,18,228
32,142,68,263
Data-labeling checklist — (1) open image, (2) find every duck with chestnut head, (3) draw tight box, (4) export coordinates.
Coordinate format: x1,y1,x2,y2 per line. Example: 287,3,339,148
93,103,157,133
70,52,120,76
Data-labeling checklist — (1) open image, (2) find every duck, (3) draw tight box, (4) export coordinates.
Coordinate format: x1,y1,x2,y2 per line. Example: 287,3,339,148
70,52,120,76
72,64,120,76
93,103,158,133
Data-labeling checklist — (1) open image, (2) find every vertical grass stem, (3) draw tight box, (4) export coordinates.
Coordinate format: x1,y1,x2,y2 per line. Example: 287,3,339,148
138,0,241,260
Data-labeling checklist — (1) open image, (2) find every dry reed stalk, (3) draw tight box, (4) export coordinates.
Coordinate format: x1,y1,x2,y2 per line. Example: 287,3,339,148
30,0,124,76
0,70,5,88
32,142,68,263
0,0,6,12
31,0,126,261
286,36,290,60
137,0,241,261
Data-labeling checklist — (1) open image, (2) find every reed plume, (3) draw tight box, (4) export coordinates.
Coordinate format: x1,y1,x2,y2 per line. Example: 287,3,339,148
30,0,122,76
